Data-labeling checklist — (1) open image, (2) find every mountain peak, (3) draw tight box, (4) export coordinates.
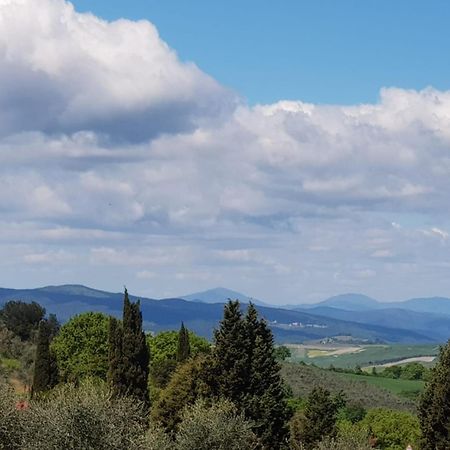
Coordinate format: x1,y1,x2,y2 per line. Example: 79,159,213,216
319,293,380,311
180,287,269,306
36,284,113,298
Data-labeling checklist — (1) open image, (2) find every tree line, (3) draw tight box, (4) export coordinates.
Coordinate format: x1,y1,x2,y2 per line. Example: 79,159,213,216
0,292,449,449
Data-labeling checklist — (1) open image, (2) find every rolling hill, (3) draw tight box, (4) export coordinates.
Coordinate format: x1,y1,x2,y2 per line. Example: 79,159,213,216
0,285,435,344
295,293,380,311
180,287,270,306
292,292,450,316
302,306,450,342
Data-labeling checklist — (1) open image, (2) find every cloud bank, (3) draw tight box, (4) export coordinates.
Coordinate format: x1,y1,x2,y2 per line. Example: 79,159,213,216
1,0,450,302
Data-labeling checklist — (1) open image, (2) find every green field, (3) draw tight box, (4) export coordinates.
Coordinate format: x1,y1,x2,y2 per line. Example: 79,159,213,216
281,362,417,412
287,344,439,369
337,372,425,397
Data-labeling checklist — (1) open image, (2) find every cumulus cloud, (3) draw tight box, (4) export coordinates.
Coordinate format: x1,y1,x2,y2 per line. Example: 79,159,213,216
2,0,450,302
0,0,235,141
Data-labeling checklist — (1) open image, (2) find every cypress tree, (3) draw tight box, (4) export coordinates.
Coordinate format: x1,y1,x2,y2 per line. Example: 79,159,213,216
107,316,124,397
247,314,290,449
31,320,58,396
108,289,150,408
213,301,290,449
295,387,342,449
176,322,191,363
213,300,248,404
419,340,450,450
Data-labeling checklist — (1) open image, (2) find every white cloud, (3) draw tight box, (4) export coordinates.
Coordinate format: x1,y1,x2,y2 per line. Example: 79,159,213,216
0,0,235,141
2,0,450,302
423,227,449,241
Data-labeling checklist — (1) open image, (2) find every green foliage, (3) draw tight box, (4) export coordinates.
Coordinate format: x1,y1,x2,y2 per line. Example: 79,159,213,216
150,358,178,392
0,323,24,359
176,322,191,363
151,354,216,433
46,313,60,340
214,300,246,402
175,399,258,450
274,345,292,361
312,423,372,450
380,362,430,381
0,382,22,450
22,380,146,450
289,344,439,369
419,340,450,450
148,400,258,450
336,404,366,424
0,322,36,385
336,372,425,398
148,330,210,365
108,317,123,396
0,357,20,371
31,320,58,396
282,363,417,412
143,426,174,450
213,301,290,449
52,312,109,382
117,290,150,406
290,387,344,450
361,408,420,450
0,301,45,341
147,328,212,417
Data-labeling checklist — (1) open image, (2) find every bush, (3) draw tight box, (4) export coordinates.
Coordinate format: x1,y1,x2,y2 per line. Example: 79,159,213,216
313,431,372,450
175,399,258,450
0,383,23,450
151,355,216,433
290,388,344,450
143,426,174,450
361,408,420,450
51,312,110,381
21,380,147,450
0,301,45,341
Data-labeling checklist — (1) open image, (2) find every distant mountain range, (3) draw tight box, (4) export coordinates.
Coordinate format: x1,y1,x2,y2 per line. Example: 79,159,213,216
292,292,450,316
180,287,270,306
0,285,448,344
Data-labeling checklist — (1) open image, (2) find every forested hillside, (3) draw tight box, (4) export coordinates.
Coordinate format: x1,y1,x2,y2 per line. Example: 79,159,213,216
1,293,449,449
0,285,437,343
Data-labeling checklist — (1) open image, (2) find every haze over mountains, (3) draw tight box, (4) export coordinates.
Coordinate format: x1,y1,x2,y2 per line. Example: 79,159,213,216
0,285,448,343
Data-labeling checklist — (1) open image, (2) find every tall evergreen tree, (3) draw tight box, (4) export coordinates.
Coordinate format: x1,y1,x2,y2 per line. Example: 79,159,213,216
108,316,124,397
291,387,343,450
31,320,58,396
213,301,290,449
176,322,191,363
213,300,248,405
419,340,450,450
109,289,150,407
246,312,290,449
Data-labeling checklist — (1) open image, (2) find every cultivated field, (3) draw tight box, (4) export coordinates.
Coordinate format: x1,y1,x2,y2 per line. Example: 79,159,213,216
286,343,439,368
336,372,425,398
281,362,417,412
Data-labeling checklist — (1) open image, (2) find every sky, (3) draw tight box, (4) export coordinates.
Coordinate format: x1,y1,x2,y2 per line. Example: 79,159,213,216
1,0,450,304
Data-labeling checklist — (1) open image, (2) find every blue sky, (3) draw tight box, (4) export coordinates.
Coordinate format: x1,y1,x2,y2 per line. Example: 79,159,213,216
71,0,450,105
2,0,450,304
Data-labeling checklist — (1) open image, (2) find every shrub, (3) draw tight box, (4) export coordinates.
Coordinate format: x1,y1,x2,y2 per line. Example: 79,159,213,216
151,355,216,433
361,408,420,450
0,301,45,341
175,399,258,450
0,382,23,450
313,431,372,450
143,426,174,450
51,312,110,382
290,388,344,450
21,380,147,450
